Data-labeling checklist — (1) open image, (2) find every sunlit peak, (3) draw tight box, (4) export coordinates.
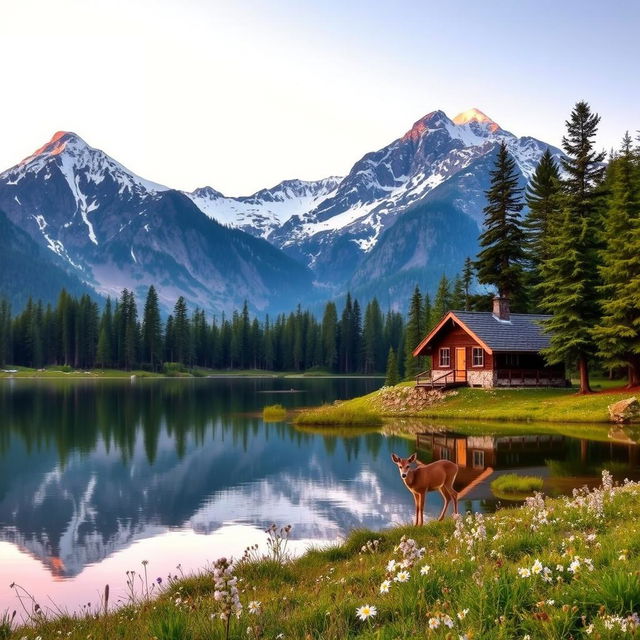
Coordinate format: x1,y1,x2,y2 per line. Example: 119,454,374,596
453,108,500,132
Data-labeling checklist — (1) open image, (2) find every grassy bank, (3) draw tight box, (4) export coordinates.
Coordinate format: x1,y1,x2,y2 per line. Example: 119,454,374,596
295,381,639,425
6,473,640,639
0,365,385,380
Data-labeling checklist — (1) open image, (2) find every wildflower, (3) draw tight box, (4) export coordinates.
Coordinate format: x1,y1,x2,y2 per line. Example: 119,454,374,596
394,570,410,583
517,567,531,578
355,604,377,621
442,614,454,628
428,617,440,629
420,564,431,575
212,557,243,621
568,559,580,573
248,600,261,615
555,564,564,572
531,559,543,575
386,559,397,572
457,608,469,620
379,580,391,594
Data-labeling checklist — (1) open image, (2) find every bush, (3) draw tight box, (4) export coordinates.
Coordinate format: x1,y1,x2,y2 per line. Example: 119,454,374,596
294,404,383,427
263,404,287,421
491,474,544,498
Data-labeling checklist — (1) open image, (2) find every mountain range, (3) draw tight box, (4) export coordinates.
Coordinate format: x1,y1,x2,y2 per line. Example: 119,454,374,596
0,108,562,314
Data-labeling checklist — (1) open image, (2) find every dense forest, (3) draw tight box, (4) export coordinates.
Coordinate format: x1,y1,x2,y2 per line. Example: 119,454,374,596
473,101,640,392
0,270,483,379
0,102,638,391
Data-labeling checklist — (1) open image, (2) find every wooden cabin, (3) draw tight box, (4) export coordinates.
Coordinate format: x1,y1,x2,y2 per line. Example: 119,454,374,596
412,297,567,389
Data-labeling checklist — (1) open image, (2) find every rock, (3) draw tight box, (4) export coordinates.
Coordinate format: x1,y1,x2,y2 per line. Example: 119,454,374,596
608,397,640,423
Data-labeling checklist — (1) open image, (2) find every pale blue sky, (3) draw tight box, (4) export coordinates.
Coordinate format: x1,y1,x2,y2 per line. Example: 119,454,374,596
1,0,637,194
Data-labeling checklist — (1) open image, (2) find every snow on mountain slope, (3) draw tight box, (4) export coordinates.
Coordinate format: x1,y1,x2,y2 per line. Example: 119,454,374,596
184,177,342,238
0,132,314,315
267,108,562,286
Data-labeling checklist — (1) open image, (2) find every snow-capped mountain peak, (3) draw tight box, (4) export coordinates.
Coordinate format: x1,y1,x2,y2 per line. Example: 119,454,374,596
453,107,501,131
5,131,169,196
184,176,342,238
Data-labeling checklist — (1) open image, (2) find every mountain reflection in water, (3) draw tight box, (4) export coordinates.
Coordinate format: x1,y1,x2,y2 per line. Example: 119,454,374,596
0,378,638,612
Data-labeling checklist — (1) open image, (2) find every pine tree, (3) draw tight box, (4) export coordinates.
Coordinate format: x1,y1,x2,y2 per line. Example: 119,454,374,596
432,275,452,323
0,299,11,366
538,101,606,393
173,296,192,366
475,142,526,305
462,257,474,311
96,298,113,368
339,294,354,373
142,286,163,370
593,133,640,386
321,302,338,371
451,275,465,310
404,286,424,379
363,298,383,373
524,149,562,309
385,347,399,386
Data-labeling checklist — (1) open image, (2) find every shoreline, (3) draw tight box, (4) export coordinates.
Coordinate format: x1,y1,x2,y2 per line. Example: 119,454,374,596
7,474,639,639
294,382,640,426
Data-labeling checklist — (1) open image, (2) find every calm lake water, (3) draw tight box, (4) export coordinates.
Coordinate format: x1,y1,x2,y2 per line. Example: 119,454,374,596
0,377,638,613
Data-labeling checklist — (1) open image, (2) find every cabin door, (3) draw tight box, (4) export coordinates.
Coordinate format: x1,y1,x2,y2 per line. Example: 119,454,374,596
455,348,466,382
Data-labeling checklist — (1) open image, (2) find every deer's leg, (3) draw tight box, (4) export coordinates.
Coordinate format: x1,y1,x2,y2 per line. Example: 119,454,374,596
437,487,449,521
413,492,420,526
417,492,425,526
448,485,459,515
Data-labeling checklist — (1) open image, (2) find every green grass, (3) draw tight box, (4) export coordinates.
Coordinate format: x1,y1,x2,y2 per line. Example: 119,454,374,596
294,403,384,427
295,380,639,425
8,474,640,639
491,474,544,500
262,404,287,421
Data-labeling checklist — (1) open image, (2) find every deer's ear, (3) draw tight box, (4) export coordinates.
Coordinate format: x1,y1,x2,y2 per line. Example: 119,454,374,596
407,453,417,463
391,453,399,463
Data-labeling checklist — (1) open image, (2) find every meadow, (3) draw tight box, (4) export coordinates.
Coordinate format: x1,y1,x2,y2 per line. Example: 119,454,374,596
5,471,640,639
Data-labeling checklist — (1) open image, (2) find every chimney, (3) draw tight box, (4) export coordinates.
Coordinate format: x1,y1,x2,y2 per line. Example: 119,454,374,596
492,296,510,321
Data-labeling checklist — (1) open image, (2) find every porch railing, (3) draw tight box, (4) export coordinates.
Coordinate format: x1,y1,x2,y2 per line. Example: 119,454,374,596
416,369,466,388
496,368,567,386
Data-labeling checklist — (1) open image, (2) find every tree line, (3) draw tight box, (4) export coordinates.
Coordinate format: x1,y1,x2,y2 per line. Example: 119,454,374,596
474,100,640,392
0,269,481,379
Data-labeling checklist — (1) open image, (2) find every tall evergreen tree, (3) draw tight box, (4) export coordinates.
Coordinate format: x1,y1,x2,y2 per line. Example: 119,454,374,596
404,286,424,379
363,298,384,373
142,286,163,370
462,257,474,311
475,142,526,305
593,133,640,386
96,298,114,368
432,275,452,323
524,149,562,309
385,347,399,386
339,294,354,373
321,302,338,371
173,296,192,365
0,299,11,366
538,101,606,393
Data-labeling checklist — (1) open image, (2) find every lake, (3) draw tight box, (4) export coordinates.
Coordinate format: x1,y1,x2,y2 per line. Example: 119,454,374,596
0,377,638,613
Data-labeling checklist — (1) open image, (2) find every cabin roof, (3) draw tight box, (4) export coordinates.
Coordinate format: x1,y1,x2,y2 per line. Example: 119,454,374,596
413,310,553,356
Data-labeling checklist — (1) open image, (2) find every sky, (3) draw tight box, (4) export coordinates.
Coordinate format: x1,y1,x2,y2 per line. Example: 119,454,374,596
1,0,638,196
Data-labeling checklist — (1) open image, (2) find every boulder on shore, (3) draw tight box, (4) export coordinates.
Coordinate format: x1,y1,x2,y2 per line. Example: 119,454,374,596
608,397,640,423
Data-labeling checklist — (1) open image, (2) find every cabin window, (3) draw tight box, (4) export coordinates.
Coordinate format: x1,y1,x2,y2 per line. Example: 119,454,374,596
439,347,451,367
472,450,485,468
505,353,520,367
472,347,484,367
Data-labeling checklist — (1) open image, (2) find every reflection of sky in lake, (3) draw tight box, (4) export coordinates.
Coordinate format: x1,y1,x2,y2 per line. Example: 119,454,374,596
1,378,636,613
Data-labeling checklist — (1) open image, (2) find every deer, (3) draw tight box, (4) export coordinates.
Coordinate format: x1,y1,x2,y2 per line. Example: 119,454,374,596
391,453,459,525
